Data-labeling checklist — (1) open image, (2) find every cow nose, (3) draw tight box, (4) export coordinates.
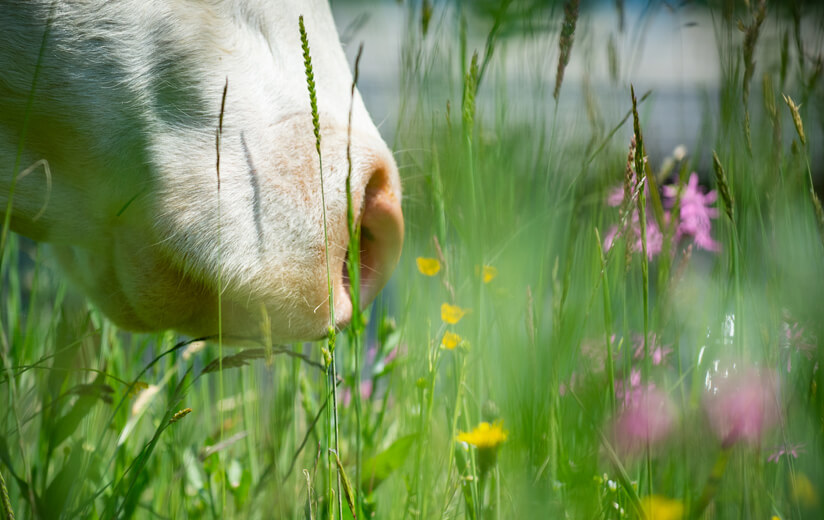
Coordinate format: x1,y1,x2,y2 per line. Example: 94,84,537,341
335,152,403,328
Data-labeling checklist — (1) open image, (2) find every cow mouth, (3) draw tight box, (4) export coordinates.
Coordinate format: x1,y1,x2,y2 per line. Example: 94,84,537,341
335,166,403,329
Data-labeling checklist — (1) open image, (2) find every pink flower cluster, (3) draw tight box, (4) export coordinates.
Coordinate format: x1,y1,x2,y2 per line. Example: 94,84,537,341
578,333,672,376
340,343,405,408
340,380,374,407
612,384,676,456
781,320,817,373
604,173,720,258
768,443,805,463
704,368,779,448
632,333,672,366
603,184,664,259
663,173,720,252
611,365,780,458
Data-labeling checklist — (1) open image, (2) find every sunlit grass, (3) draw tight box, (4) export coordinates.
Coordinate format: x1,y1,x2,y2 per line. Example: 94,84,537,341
2,1,823,519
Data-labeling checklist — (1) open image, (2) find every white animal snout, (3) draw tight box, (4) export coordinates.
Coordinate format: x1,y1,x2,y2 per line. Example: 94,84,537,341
0,0,404,342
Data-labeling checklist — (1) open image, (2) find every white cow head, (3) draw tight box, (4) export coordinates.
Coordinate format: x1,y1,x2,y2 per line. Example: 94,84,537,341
0,0,403,342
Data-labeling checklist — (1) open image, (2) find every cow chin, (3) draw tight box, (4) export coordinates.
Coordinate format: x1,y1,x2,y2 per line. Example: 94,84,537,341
110,216,401,343
72,120,405,343
68,238,343,344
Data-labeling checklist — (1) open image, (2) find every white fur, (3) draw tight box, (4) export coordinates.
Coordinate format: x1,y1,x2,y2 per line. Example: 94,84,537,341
0,0,403,342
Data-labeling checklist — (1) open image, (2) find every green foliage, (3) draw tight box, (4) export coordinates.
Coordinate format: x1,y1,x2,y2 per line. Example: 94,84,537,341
360,434,416,493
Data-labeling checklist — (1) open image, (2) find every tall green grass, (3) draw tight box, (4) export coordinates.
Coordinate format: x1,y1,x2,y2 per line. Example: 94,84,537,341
2,1,823,519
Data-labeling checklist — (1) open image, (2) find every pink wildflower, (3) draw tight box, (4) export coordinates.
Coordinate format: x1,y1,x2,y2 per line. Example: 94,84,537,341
768,443,805,463
366,344,379,365
781,321,816,373
580,335,616,373
604,212,664,260
704,368,779,448
604,182,664,260
559,373,578,397
615,369,650,407
632,333,673,366
340,380,374,407
383,344,406,364
612,386,676,456
603,225,620,251
607,185,625,207
663,173,720,252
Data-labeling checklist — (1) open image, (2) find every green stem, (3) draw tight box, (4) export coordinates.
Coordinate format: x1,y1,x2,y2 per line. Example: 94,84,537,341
630,85,652,500
691,448,732,518
595,229,616,414
347,45,365,508
442,352,468,517
329,341,342,520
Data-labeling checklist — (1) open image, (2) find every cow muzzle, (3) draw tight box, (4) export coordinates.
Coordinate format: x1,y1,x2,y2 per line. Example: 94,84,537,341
332,145,404,330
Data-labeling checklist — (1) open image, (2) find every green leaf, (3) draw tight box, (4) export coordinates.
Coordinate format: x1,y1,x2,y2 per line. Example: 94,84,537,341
0,435,15,475
0,434,45,516
360,434,417,493
69,383,114,403
49,375,110,450
202,348,267,373
229,462,252,509
42,441,84,520
119,469,150,520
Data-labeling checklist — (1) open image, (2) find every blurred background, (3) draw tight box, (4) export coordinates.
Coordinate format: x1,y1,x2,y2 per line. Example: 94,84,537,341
332,0,823,182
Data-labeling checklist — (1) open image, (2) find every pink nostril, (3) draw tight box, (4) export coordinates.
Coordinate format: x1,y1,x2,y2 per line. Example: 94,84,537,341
337,160,404,324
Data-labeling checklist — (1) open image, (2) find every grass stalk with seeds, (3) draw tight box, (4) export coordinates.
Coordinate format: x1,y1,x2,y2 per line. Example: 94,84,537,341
554,0,580,101
346,43,365,513
300,15,343,519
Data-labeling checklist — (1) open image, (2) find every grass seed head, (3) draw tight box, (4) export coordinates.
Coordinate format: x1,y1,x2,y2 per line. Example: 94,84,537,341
712,151,734,222
811,190,824,248
554,0,580,101
762,74,776,120
170,408,192,424
0,467,14,520
462,51,479,132
742,0,767,108
299,15,321,155
782,94,806,146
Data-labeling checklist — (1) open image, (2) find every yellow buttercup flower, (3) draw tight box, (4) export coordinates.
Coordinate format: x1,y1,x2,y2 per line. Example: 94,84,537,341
790,472,819,509
416,257,441,276
640,495,684,520
482,265,498,283
441,331,462,350
441,303,467,324
456,421,508,450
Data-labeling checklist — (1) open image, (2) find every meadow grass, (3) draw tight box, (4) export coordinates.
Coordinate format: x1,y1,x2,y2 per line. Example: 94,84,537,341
2,1,824,519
